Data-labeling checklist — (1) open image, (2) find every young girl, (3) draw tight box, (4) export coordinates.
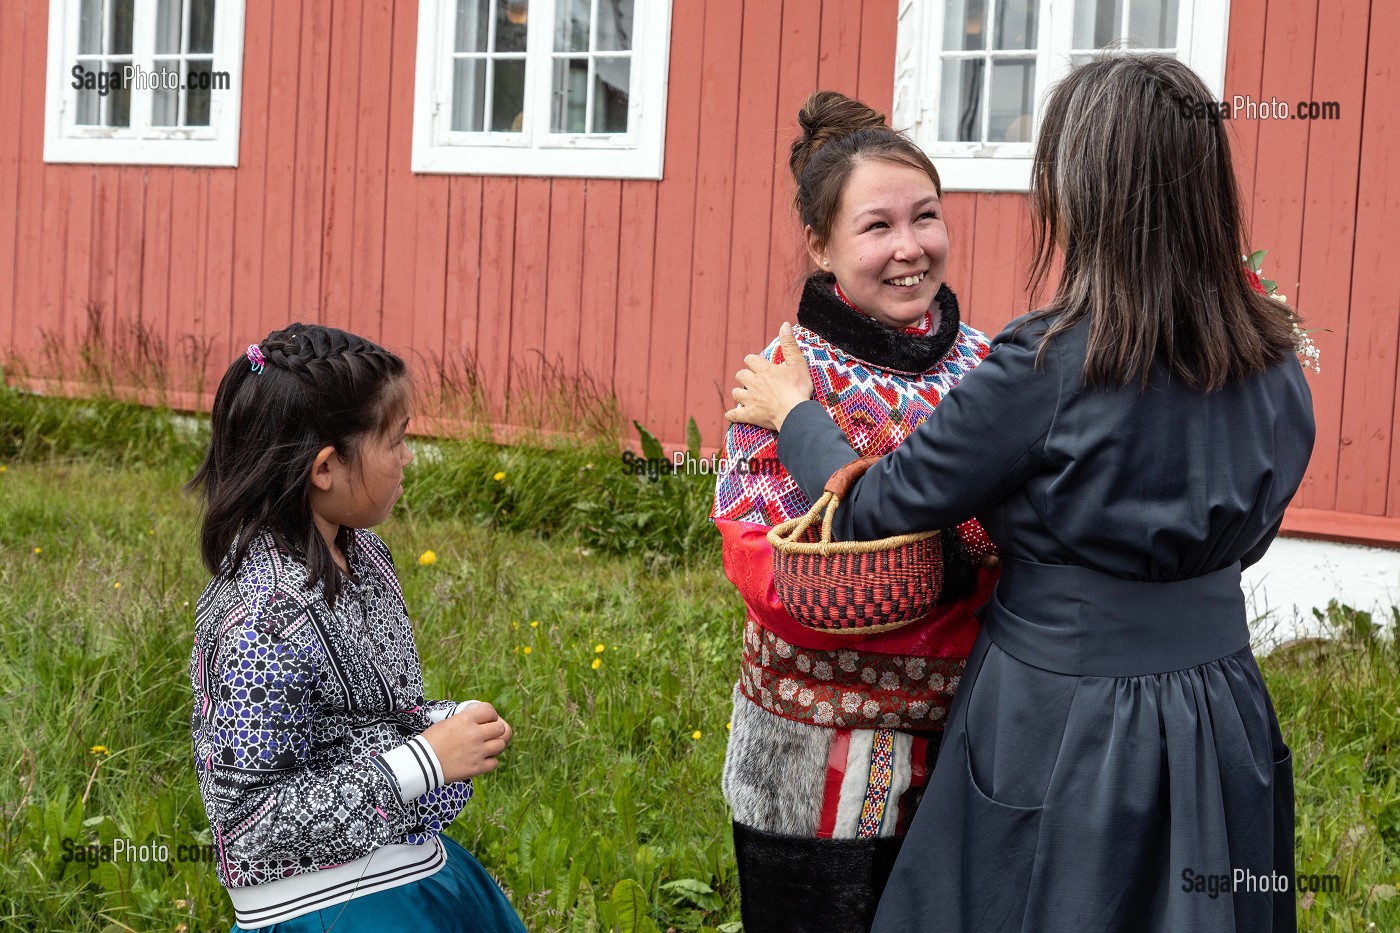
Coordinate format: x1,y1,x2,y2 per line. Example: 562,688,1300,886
188,323,526,933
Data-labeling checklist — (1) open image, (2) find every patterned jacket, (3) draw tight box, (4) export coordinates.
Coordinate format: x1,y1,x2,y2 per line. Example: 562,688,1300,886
191,529,474,927
712,274,999,731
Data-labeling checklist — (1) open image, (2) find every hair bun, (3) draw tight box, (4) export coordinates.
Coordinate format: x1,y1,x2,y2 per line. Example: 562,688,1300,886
790,90,887,181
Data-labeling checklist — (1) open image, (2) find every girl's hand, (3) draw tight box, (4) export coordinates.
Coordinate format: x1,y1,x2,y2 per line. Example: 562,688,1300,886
725,322,814,433
421,701,513,784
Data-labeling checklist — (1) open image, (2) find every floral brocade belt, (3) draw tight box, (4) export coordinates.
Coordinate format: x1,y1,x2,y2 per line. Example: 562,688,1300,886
738,619,967,731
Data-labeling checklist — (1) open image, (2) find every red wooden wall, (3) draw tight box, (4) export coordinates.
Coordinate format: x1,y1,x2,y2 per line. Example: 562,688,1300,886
1,0,1397,545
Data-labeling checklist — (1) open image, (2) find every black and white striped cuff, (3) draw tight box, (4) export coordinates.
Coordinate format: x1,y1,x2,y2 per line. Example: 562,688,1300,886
374,735,445,803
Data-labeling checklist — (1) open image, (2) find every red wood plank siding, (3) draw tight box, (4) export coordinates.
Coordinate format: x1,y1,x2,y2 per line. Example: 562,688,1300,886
578,179,622,399
507,176,551,422
291,3,334,324
444,175,485,393
476,178,517,422
543,179,586,403
646,0,705,435
722,0,784,434
764,0,823,340
3,0,1397,546
1348,0,1400,518
683,0,745,442
1292,1,1368,512
0,0,25,357
258,0,302,345
612,183,658,424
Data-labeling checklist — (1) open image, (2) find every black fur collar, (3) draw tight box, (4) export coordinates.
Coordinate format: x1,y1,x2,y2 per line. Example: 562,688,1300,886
795,272,961,374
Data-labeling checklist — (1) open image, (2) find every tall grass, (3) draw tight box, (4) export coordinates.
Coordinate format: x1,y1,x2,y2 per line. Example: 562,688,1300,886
2,363,1399,931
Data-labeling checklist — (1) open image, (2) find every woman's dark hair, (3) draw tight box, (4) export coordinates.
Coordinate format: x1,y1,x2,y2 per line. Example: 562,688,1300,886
790,90,943,249
187,323,410,605
1028,54,1296,391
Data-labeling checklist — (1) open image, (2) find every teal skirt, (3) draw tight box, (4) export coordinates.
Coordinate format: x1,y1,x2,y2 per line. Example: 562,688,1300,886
231,835,526,933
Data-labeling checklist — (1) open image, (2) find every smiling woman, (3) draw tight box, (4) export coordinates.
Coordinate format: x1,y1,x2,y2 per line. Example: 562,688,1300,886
711,91,999,933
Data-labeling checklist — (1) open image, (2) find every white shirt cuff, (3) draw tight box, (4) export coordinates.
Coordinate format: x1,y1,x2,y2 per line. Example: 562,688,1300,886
376,735,445,803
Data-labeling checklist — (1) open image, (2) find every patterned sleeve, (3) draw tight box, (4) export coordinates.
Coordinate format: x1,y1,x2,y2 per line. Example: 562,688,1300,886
712,339,816,527
199,612,451,874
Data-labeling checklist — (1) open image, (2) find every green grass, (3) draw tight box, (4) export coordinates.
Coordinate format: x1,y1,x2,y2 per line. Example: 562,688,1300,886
1,385,1399,932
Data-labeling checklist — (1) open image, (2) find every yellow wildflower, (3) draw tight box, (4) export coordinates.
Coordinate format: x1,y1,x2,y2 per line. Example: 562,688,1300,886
691,730,702,741
530,620,539,628
417,549,438,566
591,658,601,670
726,721,732,731
0,465,7,473
493,471,506,481
523,646,533,655
594,643,605,654
113,582,122,589
512,621,520,630
33,547,41,555
89,745,110,757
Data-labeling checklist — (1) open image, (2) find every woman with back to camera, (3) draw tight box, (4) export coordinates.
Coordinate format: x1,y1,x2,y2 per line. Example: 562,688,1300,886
728,55,1315,933
712,91,1000,932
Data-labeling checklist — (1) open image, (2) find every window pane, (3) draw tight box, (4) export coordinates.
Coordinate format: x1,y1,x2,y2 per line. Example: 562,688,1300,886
152,58,180,124
156,0,182,54
491,58,526,131
988,58,1034,142
943,0,987,52
107,59,132,126
994,0,1037,50
555,0,590,52
79,0,104,54
186,58,213,125
76,77,102,124
1072,0,1118,49
111,0,135,55
1128,0,1177,47
451,57,487,131
939,58,983,142
551,57,588,131
496,0,529,52
596,0,633,51
190,0,216,53
592,56,629,132
456,0,489,53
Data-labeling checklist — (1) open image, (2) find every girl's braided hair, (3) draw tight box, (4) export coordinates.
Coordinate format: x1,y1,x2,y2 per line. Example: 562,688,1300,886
188,323,410,604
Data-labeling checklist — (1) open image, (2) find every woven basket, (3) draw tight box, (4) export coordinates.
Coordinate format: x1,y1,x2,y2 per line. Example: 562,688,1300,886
767,456,943,635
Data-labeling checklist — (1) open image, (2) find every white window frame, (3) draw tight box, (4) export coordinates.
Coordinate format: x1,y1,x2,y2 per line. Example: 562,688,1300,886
412,0,672,179
44,0,245,167
893,0,1229,192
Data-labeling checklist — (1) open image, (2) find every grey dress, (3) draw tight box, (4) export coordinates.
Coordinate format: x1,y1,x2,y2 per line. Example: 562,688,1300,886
775,311,1314,933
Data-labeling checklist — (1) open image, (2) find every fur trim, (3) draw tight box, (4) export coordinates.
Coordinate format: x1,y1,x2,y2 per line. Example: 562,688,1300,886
796,273,962,375
723,685,832,835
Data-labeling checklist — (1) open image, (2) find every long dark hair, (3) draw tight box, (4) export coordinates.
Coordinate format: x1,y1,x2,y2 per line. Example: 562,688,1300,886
1028,54,1296,391
790,90,943,250
187,323,409,604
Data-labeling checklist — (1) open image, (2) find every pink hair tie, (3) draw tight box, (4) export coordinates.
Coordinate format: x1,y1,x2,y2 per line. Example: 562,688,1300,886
246,344,266,374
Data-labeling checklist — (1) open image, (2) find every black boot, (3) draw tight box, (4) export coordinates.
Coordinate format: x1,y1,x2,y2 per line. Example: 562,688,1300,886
731,821,905,933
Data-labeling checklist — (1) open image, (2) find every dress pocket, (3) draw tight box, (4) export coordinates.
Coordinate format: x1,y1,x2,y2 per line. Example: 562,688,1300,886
959,731,1043,930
